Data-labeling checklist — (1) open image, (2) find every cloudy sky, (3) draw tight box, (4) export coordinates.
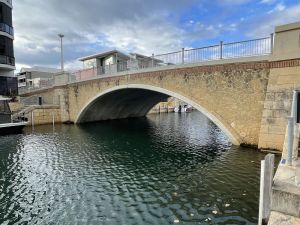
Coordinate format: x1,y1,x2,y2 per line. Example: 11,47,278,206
13,0,300,71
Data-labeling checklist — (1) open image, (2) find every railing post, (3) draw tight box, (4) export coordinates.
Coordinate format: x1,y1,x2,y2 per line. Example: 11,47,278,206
270,33,274,54
287,116,294,166
220,41,223,59
151,53,154,67
182,48,185,64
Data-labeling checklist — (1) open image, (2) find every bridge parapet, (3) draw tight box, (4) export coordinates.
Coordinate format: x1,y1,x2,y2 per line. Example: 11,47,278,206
19,36,273,95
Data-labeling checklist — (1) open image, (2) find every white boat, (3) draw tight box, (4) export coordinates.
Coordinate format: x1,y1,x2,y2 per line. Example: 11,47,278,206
174,105,193,113
0,96,27,135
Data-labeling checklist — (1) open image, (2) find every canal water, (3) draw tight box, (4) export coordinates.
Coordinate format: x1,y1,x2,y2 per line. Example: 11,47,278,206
0,112,271,225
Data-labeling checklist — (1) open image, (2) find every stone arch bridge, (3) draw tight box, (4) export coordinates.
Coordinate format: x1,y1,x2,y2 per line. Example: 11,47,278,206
20,22,300,151
24,58,271,146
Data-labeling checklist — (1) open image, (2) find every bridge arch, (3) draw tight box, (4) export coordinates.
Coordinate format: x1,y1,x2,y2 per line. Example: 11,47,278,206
75,84,241,145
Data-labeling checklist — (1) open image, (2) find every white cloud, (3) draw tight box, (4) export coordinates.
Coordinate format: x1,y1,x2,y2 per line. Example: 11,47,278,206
268,3,286,13
260,0,277,4
218,0,251,5
246,3,300,37
12,0,198,69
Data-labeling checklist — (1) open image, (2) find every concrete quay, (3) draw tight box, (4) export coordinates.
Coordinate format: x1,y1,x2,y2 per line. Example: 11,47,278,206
268,159,300,225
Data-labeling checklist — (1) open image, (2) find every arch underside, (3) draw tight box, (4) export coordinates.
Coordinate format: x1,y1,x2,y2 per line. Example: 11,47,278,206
78,88,169,123
76,84,241,145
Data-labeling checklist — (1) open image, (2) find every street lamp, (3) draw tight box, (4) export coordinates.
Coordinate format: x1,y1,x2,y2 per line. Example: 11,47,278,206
58,34,64,71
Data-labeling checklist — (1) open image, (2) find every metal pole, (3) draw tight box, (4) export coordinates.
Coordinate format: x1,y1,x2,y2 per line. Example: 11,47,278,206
182,48,185,64
291,90,298,121
270,33,274,54
220,41,223,59
58,34,64,71
287,116,294,166
151,53,154,67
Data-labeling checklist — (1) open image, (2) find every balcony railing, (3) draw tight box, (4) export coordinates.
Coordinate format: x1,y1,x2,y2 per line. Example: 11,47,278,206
0,23,14,36
0,55,15,66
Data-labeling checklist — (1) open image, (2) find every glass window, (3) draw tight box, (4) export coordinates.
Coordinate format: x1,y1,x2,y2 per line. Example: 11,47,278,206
0,3,12,26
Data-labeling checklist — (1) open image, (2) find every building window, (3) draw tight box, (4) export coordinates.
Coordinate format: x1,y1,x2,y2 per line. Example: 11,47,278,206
0,3,12,27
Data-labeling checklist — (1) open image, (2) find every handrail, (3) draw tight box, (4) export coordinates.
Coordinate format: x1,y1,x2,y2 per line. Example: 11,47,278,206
20,35,273,93
184,44,220,52
223,37,270,46
154,50,182,57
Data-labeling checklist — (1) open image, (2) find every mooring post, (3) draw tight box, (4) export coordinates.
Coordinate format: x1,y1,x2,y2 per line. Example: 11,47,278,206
182,48,185,64
287,116,294,166
258,160,265,225
258,154,275,225
52,111,55,130
31,111,34,130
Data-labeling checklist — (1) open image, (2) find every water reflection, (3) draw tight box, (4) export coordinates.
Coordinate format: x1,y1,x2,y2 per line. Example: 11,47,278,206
0,112,272,225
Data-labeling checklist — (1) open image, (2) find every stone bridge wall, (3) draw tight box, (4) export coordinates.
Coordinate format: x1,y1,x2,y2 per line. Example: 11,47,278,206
43,60,270,146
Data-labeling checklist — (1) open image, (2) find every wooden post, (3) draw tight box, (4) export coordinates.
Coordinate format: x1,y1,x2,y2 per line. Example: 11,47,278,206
52,111,55,130
31,111,34,130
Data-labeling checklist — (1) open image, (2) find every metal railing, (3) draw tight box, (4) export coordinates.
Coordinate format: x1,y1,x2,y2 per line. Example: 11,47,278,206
0,23,13,36
20,35,274,92
0,55,15,66
18,79,54,95
222,37,271,59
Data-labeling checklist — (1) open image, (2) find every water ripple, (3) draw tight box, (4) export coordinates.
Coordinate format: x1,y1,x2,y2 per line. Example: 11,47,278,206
0,112,278,225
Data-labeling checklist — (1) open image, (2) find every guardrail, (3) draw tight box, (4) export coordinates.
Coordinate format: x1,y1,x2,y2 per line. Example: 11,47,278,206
0,55,15,66
0,23,13,36
19,35,273,93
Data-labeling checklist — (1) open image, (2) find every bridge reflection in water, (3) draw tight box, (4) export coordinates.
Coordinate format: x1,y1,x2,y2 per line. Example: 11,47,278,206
0,112,275,224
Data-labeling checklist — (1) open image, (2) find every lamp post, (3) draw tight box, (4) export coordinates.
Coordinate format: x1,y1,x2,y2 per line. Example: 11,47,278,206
58,34,64,71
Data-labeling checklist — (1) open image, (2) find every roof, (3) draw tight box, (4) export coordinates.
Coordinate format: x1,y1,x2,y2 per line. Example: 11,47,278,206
79,50,130,61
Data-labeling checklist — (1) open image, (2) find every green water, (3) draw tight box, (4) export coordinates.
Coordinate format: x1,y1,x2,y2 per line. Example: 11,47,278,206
0,112,271,225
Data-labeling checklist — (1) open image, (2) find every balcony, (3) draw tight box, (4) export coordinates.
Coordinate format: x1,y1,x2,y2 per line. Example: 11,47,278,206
0,23,13,37
0,55,15,66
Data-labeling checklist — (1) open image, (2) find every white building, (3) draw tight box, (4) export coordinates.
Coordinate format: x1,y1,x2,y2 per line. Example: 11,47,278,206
17,67,61,93
77,50,162,80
